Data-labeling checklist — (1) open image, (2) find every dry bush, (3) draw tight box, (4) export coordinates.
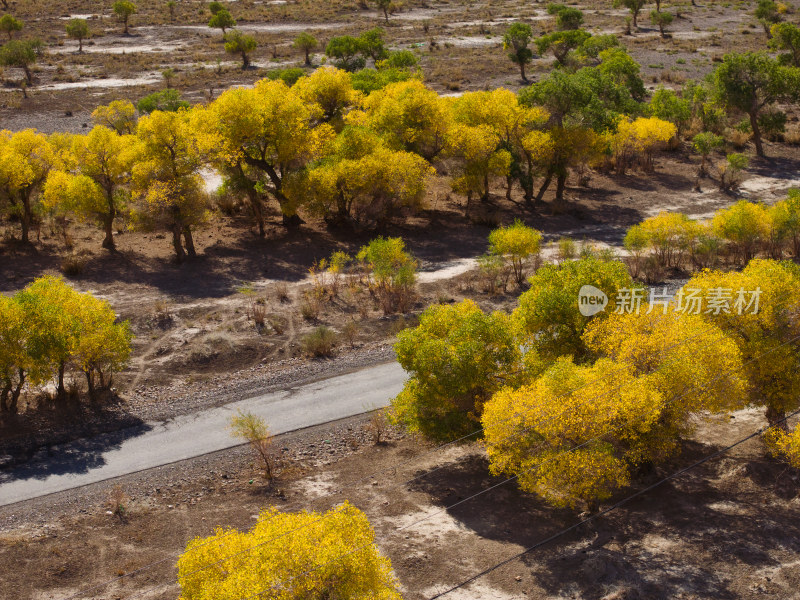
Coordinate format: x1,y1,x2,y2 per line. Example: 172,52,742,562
785,125,800,145
248,299,267,329
341,320,359,348
61,253,88,277
274,282,291,303
302,326,337,357
153,300,173,327
299,288,324,321
726,128,752,149
105,485,130,520
365,408,389,444
557,237,577,261
230,411,277,481
268,315,286,335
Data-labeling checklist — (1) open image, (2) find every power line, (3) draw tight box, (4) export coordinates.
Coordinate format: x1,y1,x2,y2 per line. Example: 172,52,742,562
235,331,800,600
64,313,725,600
427,408,800,599
131,324,731,600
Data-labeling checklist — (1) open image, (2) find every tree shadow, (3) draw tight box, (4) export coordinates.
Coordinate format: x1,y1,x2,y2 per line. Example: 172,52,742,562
407,439,800,599
0,397,150,484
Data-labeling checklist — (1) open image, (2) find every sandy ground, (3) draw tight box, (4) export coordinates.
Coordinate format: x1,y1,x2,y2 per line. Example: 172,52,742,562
0,408,798,600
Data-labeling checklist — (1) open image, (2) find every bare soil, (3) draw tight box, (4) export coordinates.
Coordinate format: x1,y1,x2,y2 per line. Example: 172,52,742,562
2,0,800,597
0,408,798,600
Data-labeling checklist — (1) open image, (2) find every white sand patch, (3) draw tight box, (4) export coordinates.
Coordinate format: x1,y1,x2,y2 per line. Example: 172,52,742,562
421,582,521,599
739,175,800,195
295,472,338,499
51,42,186,54
201,169,224,194
706,501,748,516
171,22,346,34
391,507,469,541
439,36,501,47
417,258,478,283
37,75,161,91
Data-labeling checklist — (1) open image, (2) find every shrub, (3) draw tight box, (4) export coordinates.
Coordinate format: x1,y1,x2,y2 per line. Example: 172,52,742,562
691,131,724,175
712,200,770,263
487,220,542,287
476,253,508,294
717,152,749,191
302,325,337,357
556,237,577,261
628,211,698,269
61,253,88,277
229,411,277,480
105,484,130,520
357,237,417,314
513,256,635,362
136,88,190,114
392,300,520,440
366,408,389,444
176,502,403,600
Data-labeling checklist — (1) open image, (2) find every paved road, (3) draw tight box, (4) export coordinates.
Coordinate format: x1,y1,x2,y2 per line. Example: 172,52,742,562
0,362,406,507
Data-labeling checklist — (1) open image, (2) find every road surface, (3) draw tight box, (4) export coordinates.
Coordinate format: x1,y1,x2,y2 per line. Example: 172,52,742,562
0,361,406,507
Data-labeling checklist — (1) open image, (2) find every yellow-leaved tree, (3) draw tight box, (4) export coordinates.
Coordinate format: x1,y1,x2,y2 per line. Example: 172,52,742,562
0,129,58,243
43,126,136,250
445,123,511,206
205,79,335,234
293,66,360,128
286,125,434,227
684,259,800,427
449,88,549,201
482,357,662,511
13,276,131,403
711,200,771,265
392,299,521,440
583,309,748,460
354,79,452,161
176,502,403,600
91,99,137,135
607,116,676,173
130,110,210,262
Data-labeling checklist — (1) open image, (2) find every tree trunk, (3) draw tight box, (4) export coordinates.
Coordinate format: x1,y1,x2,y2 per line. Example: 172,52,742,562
750,111,764,157
766,405,788,431
85,370,95,402
304,49,311,66
78,37,83,52
519,60,527,82
123,18,129,35
481,172,490,203
632,10,638,29
20,191,31,243
57,362,66,401
535,172,553,204
23,65,32,86
506,174,513,200
171,223,186,262
102,210,115,250
554,172,567,203
383,7,389,22
183,227,196,257
241,51,250,69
